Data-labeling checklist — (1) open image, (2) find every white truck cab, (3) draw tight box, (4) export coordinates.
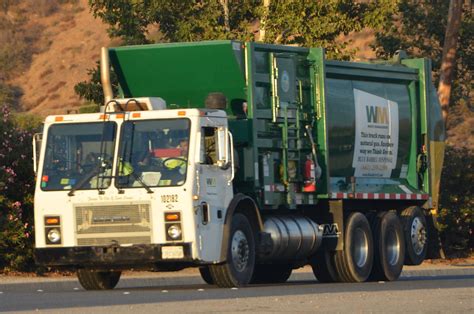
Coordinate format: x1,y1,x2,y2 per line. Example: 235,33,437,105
34,101,236,269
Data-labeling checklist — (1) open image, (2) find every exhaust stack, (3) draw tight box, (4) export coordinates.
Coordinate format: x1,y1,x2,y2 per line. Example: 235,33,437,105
100,47,113,110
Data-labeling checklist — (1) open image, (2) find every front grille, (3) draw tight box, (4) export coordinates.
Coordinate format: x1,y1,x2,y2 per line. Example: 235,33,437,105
77,236,151,246
75,204,151,246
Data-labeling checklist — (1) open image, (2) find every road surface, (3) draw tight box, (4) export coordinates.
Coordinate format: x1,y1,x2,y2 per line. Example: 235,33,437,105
0,265,473,313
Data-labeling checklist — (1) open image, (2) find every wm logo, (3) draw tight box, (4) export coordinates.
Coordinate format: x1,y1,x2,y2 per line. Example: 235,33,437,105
322,224,341,238
366,105,389,124
206,177,216,187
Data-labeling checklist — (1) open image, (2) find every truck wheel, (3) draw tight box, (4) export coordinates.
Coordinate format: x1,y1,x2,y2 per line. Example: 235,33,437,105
370,211,405,281
251,263,293,284
198,266,214,285
401,206,428,265
77,269,121,290
310,250,340,283
333,212,373,282
209,213,255,287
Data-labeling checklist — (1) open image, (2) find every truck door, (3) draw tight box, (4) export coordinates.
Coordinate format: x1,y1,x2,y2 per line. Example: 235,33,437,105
197,123,234,262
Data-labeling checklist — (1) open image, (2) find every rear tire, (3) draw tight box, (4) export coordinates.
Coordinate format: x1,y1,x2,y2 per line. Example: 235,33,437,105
310,249,340,283
199,267,214,285
209,213,255,287
401,206,428,265
251,263,293,284
370,211,405,281
77,269,121,290
333,212,373,282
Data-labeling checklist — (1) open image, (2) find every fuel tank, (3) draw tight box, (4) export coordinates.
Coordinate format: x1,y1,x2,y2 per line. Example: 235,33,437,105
260,216,323,261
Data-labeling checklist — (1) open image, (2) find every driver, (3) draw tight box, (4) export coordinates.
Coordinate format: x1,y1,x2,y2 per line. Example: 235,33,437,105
163,139,188,174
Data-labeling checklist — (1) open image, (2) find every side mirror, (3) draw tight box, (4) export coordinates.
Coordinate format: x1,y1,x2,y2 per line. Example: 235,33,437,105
216,127,229,169
32,133,43,174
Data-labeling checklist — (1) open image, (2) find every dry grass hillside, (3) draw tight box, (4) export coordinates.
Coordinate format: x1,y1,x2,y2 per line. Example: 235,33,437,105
5,0,111,116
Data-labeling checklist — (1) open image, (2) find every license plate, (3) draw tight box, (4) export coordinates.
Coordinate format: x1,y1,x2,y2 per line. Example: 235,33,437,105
162,246,184,259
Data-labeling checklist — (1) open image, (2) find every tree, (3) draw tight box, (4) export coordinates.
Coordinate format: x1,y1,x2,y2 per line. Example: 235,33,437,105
438,0,463,124
373,0,472,122
263,0,396,59
89,0,396,59
74,61,119,106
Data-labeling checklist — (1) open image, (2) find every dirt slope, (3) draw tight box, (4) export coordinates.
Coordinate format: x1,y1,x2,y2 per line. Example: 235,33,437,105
11,0,110,116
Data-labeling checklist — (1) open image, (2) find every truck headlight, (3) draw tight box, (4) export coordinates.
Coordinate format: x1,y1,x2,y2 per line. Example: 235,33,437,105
46,228,61,244
45,216,61,245
167,224,182,240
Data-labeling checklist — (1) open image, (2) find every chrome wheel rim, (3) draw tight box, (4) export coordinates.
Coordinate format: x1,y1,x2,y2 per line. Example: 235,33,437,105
231,230,249,272
353,227,369,268
411,217,426,255
386,228,401,266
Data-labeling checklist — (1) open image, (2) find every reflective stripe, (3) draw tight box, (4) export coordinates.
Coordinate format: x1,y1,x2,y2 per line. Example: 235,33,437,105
329,192,430,200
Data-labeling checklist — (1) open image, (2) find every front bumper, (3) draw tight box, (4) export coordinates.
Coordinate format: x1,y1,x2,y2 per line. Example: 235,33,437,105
35,243,193,268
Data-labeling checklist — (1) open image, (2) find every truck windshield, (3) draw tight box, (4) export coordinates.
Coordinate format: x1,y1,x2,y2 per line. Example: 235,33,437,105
40,122,117,191
116,119,190,188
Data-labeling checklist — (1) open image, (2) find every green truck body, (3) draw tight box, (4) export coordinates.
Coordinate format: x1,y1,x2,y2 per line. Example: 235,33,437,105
109,40,445,210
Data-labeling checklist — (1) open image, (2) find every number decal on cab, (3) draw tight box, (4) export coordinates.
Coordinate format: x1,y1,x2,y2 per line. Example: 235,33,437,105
161,194,178,203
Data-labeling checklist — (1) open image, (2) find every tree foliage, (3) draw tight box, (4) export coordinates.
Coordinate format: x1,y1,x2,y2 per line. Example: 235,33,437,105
89,0,395,59
263,0,395,59
373,0,472,111
74,61,119,106
438,146,473,256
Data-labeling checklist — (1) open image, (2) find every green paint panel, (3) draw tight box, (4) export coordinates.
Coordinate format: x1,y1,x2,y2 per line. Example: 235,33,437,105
109,41,246,114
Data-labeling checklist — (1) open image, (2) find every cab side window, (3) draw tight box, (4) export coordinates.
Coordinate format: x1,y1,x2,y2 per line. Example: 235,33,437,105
201,127,217,165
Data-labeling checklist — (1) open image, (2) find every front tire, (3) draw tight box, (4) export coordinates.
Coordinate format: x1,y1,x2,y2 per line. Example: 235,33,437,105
401,206,428,265
199,266,214,285
370,211,405,281
77,269,121,290
333,212,373,282
209,213,256,287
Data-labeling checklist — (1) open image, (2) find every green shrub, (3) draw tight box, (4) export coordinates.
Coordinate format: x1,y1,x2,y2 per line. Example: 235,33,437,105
74,61,119,105
0,105,36,271
78,102,100,113
438,145,474,257
0,83,22,109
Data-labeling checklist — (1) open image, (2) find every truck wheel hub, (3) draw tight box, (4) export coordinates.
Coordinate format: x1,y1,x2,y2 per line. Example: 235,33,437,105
411,217,426,255
231,230,249,272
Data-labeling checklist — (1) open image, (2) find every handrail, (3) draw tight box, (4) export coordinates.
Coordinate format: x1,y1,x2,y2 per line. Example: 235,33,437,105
228,131,235,185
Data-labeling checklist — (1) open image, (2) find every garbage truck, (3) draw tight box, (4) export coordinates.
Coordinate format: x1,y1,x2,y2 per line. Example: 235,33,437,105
33,41,445,289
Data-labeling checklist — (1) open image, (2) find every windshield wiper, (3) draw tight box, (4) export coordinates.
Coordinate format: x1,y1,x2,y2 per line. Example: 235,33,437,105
67,163,103,196
119,172,154,194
